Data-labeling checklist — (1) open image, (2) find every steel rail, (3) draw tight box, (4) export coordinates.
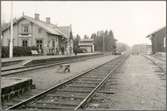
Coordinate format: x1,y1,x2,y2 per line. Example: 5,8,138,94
6,55,121,110
152,55,166,62
143,55,165,73
74,55,128,110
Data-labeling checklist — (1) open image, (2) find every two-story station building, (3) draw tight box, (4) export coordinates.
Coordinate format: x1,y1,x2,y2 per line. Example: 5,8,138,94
1,13,73,55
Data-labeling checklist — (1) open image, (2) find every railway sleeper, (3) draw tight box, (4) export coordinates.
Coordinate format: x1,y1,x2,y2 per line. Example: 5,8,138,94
67,84,96,88
74,80,101,83
70,83,98,86
72,81,99,85
47,92,88,97
23,104,75,110
35,100,80,106
56,88,92,93
41,94,82,102
65,86,95,90
82,76,105,78
47,94,86,100
58,87,93,91
80,75,100,79
46,93,104,101
77,78,103,81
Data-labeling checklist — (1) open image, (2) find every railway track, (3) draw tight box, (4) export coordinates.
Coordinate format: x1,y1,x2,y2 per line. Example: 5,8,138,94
6,53,129,111
2,54,104,77
152,54,166,62
143,55,165,73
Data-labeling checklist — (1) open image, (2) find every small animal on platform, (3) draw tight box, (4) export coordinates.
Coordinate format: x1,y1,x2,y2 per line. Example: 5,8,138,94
57,64,71,73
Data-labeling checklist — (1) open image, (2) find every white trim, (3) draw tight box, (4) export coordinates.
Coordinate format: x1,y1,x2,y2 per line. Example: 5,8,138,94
18,34,32,37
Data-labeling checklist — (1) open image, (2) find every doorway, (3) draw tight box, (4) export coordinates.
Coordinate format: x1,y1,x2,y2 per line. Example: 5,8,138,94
36,39,43,53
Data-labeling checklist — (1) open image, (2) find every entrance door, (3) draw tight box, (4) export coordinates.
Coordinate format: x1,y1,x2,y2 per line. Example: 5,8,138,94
22,40,28,47
36,40,43,53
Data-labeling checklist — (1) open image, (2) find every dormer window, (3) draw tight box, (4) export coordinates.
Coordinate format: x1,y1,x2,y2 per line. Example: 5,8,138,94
24,25,28,33
23,25,29,33
22,24,29,34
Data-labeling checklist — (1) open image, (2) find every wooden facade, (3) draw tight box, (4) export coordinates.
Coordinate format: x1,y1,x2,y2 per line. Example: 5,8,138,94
1,13,73,55
147,27,166,54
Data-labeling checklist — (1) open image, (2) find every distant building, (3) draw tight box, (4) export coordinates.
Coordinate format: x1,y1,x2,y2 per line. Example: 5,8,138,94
146,27,166,54
79,39,94,53
131,44,152,54
1,13,73,55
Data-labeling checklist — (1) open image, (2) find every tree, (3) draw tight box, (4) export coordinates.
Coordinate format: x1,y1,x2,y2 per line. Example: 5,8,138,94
90,33,96,40
91,33,97,50
73,34,81,53
84,35,89,39
93,30,117,52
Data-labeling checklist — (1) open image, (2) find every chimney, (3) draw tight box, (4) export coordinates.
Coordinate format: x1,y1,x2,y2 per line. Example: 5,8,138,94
34,13,40,20
46,17,50,24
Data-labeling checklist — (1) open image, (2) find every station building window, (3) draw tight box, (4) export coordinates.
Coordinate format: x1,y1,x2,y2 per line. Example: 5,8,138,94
22,40,28,47
52,40,55,48
36,40,43,49
22,24,29,34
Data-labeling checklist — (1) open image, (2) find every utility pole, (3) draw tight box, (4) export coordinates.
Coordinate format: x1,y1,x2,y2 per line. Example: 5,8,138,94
0,12,2,111
9,1,13,58
102,35,105,53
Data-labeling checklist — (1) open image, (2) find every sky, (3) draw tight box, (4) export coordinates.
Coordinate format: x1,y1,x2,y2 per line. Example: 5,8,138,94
1,1,166,46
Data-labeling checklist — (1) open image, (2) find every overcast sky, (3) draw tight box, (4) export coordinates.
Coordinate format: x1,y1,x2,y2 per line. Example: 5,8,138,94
2,1,166,46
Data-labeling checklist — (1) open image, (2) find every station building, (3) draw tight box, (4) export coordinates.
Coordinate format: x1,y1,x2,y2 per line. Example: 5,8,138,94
79,39,95,53
131,44,152,55
1,13,74,55
146,27,166,54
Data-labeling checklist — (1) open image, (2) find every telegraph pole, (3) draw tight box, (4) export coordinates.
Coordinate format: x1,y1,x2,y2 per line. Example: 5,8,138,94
102,35,105,53
0,2,2,109
9,1,13,58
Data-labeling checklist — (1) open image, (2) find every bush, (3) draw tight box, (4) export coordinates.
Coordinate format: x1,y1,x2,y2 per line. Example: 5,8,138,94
1,46,38,58
1,46,9,58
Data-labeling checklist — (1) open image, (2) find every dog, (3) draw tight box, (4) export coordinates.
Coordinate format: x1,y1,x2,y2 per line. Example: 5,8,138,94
57,64,70,73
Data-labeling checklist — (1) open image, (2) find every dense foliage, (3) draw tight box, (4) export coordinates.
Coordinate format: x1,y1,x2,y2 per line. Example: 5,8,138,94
73,34,81,53
91,30,116,52
1,46,38,58
73,30,117,53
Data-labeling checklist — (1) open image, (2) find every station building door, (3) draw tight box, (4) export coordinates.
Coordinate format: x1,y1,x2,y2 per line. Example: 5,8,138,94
36,40,43,53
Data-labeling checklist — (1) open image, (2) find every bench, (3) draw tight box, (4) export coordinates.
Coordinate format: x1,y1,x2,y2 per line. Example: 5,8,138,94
57,64,70,73
31,50,39,56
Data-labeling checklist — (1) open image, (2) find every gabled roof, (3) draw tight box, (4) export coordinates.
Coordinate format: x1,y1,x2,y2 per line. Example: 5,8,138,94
2,15,69,38
146,26,166,38
58,25,72,39
1,19,17,32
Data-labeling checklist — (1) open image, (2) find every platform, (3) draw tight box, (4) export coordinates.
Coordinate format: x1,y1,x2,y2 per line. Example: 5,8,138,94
1,77,33,102
2,52,102,70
